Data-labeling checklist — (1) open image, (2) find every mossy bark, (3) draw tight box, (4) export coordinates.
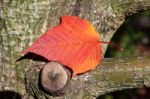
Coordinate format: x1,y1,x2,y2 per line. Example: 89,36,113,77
0,0,150,98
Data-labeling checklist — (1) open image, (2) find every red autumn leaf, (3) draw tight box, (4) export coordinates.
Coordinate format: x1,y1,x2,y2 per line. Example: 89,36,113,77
23,16,101,76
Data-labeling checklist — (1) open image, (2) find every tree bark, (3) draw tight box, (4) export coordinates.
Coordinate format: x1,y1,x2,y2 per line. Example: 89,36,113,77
25,57,150,99
0,0,150,98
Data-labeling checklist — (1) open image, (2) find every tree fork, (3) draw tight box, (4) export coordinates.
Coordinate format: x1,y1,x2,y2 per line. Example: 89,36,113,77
0,0,150,99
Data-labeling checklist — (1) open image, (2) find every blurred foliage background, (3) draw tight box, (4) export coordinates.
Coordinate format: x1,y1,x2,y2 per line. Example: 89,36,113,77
105,10,150,58
101,10,150,99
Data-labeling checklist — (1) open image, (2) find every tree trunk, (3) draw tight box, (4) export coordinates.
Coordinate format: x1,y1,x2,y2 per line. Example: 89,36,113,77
0,0,150,98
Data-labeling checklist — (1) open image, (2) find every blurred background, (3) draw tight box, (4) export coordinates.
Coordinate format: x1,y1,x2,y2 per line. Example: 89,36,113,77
105,10,150,58
99,10,150,99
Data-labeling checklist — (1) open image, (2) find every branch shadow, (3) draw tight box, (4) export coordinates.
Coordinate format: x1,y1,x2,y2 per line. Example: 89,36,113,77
16,52,49,62
0,90,21,99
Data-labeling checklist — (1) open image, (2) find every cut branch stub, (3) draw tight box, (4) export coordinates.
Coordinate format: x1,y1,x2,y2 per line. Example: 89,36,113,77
40,62,71,96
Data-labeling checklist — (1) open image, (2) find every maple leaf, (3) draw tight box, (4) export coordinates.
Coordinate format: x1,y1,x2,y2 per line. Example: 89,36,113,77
23,16,102,76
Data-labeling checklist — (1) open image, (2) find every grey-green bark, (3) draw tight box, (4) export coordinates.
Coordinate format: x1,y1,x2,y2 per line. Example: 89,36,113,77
25,57,150,99
0,0,150,98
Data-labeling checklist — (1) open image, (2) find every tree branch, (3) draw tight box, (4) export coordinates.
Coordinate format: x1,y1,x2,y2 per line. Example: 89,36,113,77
25,57,150,99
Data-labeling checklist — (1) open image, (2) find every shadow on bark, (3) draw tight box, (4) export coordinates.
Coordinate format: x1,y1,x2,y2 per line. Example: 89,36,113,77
16,52,49,62
0,90,21,99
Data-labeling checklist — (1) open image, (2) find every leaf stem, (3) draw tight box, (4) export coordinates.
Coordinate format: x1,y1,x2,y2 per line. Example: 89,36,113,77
99,41,124,51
